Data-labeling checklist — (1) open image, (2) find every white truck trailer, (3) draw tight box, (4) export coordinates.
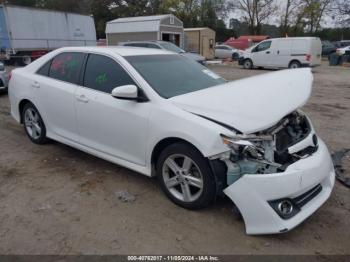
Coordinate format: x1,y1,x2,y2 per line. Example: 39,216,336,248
0,5,96,65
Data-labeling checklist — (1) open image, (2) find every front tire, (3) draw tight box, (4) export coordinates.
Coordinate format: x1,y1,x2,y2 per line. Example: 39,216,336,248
22,103,48,144
243,59,253,69
156,143,217,210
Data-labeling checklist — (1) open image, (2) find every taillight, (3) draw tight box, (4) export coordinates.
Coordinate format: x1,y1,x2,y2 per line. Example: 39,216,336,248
8,71,12,81
306,54,311,61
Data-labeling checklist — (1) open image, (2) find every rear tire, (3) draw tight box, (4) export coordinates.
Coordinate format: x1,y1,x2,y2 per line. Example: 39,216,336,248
156,143,217,210
243,59,253,69
22,103,49,144
289,60,301,69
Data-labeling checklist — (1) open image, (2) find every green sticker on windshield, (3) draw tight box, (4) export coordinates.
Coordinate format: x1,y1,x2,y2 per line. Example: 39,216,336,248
96,73,107,85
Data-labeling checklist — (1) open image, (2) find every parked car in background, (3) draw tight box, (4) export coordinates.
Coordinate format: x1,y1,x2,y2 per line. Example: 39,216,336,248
0,62,9,94
9,46,335,235
322,41,337,57
120,41,206,64
333,40,350,48
239,37,322,69
215,45,239,60
336,45,350,56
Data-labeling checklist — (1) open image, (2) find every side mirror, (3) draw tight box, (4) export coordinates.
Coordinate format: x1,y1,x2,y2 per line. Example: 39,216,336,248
111,85,138,100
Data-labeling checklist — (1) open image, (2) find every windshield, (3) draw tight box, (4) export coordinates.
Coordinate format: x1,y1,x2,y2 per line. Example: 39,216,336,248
126,55,226,98
159,42,185,53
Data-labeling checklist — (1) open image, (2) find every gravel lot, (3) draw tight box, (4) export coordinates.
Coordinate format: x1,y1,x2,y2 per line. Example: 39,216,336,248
0,62,349,255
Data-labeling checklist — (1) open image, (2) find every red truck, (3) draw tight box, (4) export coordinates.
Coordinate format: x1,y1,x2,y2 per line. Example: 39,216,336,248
225,35,270,50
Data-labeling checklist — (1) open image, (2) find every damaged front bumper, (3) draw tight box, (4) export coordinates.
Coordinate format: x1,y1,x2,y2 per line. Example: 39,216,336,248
223,139,335,235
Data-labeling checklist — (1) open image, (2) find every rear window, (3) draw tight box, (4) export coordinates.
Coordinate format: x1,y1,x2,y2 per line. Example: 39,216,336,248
49,52,85,84
37,60,51,76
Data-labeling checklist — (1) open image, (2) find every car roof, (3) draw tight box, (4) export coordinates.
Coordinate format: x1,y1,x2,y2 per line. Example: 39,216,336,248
53,46,173,57
121,40,171,45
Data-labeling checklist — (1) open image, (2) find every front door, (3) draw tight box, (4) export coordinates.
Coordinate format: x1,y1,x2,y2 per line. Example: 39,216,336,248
75,53,151,166
250,40,272,67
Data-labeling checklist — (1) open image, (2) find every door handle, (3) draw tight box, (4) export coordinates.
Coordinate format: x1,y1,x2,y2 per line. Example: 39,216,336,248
266,51,270,54
31,81,40,88
76,94,89,103
277,50,280,55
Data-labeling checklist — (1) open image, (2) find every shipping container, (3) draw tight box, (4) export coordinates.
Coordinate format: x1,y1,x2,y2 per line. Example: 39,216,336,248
0,5,96,65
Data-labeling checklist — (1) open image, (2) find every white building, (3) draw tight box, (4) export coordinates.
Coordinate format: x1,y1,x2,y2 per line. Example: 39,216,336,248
106,14,184,48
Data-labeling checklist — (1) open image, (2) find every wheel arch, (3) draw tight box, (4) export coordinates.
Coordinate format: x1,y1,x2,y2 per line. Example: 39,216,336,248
18,99,34,123
151,137,203,174
288,59,301,67
151,136,228,196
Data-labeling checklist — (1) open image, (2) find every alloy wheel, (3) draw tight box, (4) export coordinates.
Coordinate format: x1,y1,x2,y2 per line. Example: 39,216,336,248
24,108,42,140
162,154,204,203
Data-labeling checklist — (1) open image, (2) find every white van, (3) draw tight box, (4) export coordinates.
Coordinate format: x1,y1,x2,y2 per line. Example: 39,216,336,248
239,37,322,69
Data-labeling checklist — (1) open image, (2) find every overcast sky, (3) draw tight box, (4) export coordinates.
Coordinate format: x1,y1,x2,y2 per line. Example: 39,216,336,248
227,1,341,29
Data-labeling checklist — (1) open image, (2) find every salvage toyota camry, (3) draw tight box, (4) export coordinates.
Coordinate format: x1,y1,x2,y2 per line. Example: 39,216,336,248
9,47,335,235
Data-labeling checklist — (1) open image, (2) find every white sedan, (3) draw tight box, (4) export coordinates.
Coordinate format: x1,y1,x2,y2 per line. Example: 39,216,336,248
9,47,335,235
215,45,239,59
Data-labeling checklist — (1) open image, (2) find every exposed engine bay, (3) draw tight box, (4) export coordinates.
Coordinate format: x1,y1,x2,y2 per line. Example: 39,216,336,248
217,111,318,186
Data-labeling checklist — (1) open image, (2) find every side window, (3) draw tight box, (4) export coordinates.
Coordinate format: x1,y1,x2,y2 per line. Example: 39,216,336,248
125,43,148,48
83,54,136,94
147,43,161,49
37,60,52,76
255,41,272,52
137,43,150,48
49,52,85,84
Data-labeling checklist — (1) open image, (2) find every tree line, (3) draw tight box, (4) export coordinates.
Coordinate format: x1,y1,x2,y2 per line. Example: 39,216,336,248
0,0,349,41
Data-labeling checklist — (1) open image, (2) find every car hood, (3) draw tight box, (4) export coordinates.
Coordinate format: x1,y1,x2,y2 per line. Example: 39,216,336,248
170,68,313,134
181,52,206,61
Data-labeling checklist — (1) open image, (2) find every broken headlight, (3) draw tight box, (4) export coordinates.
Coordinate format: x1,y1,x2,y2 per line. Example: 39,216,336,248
221,133,281,168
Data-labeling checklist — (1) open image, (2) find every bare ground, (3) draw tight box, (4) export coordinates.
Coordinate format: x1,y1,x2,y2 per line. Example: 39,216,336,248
0,62,349,255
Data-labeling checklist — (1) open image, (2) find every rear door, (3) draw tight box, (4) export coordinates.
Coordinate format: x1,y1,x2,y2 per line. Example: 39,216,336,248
291,39,308,65
310,38,322,66
215,46,224,58
35,52,85,141
75,53,151,165
216,46,233,59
